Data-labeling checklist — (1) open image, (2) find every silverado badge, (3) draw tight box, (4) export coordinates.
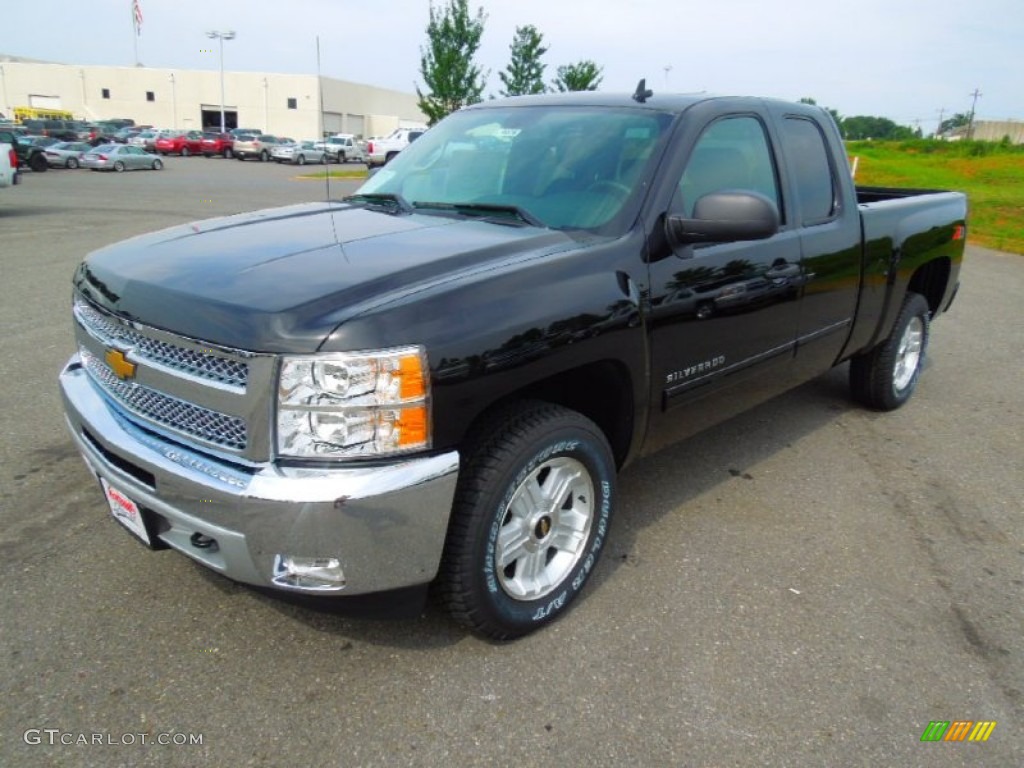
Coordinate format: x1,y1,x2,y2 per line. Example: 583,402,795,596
105,348,137,381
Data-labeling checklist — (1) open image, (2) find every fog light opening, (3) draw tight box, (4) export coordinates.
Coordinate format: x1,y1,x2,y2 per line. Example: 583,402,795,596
272,554,347,591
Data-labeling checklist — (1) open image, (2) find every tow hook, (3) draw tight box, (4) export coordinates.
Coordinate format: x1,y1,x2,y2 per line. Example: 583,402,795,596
190,532,219,552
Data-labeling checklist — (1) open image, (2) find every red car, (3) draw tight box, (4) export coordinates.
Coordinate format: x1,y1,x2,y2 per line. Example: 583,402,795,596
154,131,204,156
200,132,235,159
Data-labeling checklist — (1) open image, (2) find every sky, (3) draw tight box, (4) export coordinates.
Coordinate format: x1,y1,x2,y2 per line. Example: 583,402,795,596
3,0,1021,130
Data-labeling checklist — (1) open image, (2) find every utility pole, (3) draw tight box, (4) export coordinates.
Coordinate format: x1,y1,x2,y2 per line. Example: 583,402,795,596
936,107,945,138
966,88,982,140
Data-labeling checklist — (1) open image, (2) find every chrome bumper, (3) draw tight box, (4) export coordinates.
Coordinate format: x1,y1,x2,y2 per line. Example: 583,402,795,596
59,354,459,595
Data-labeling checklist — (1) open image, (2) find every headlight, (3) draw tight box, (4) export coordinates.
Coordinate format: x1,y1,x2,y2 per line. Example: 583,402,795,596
277,346,430,458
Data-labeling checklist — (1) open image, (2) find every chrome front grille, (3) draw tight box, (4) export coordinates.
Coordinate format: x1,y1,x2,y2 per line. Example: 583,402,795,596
81,349,248,450
70,293,277,460
74,298,249,389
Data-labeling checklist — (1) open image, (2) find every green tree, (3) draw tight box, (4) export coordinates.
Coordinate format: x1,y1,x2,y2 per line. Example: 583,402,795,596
938,112,970,136
842,115,915,141
499,25,548,97
416,0,488,125
551,60,603,92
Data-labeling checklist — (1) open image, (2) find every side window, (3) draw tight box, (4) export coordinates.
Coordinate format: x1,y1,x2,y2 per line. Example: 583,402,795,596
674,116,781,220
781,117,836,224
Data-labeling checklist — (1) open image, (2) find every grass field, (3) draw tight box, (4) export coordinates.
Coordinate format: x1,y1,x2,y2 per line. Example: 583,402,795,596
298,169,368,181
848,140,1024,254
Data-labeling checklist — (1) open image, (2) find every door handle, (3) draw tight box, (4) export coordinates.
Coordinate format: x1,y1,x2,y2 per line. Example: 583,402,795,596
766,263,801,279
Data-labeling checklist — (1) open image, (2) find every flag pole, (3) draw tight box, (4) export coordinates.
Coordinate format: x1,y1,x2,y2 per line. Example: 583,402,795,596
131,1,141,66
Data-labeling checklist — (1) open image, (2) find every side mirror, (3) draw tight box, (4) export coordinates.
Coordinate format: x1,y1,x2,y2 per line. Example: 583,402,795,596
666,190,780,246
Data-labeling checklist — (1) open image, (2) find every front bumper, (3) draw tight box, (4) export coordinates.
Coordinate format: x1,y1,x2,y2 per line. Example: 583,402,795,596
59,354,459,595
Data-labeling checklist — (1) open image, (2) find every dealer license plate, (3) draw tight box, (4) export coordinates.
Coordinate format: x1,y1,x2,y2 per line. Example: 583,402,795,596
100,478,151,546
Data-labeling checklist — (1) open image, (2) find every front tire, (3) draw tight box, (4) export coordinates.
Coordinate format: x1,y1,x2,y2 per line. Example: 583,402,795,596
850,292,930,410
66,157,79,169
181,147,190,157
296,154,306,166
436,402,615,640
113,160,126,172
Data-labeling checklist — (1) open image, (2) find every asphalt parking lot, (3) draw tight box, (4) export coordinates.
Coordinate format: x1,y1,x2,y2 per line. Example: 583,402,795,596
1,157,1021,767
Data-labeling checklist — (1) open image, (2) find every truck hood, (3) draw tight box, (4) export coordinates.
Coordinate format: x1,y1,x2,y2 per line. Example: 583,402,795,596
74,201,575,353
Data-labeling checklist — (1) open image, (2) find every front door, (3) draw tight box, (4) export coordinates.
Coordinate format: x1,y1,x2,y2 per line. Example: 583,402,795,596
643,113,804,454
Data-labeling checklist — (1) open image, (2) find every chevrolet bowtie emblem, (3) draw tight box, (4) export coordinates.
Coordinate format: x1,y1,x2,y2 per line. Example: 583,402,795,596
105,348,137,380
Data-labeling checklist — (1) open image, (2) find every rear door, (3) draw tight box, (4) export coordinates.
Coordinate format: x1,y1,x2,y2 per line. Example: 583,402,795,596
771,113,862,377
643,107,804,453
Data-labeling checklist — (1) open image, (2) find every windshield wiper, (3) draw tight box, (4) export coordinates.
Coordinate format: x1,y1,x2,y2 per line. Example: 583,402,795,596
412,201,544,228
344,192,413,214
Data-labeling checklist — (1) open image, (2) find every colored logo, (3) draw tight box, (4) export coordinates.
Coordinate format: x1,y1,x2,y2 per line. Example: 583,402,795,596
920,720,997,742
105,348,137,381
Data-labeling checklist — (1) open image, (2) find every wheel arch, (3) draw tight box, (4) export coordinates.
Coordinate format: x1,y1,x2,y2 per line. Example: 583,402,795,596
457,360,635,470
907,257,951,317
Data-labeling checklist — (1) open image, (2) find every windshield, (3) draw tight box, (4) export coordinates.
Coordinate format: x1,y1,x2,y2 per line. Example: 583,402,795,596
357,106,672,232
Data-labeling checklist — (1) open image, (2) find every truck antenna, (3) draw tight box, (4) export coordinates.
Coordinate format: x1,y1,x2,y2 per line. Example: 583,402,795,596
632,78,653,104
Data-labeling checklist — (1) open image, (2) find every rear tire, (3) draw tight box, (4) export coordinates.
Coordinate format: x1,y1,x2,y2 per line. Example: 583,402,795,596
297,154,306,166
182,147,190,157
259,150,269,162
66,157,79,169
29,153,48,172
224,148,233,159
113,160,125,172
152,158,163,171
850,292,930,410
436,401,615,640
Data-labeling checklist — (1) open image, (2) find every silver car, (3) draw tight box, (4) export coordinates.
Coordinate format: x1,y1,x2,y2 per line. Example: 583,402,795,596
43,141,92,169
128,130,161,151
81,144,164,172
234,134,286,162
272,140,327,165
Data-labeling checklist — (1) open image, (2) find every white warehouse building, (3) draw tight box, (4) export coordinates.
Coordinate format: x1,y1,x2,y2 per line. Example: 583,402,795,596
0,55,426,139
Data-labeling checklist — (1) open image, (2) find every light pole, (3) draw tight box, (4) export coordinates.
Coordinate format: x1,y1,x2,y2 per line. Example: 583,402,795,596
169,72,177,129
206,30,235,133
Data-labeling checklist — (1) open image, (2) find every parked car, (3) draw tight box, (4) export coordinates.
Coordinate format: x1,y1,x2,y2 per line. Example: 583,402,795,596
272,140,327,165
230,128,262,137
127,130,161,151
21,119,80,141
233,134,286,162
200,131,235,158
0,130,49,172
43,141,92,168
365,127,426,167
0,140,21,190
316,134,366,163
81,144,164,172
155,131,205,156
20,135,60,148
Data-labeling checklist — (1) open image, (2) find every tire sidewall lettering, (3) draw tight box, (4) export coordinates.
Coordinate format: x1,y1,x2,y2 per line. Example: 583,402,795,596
480,431,612,626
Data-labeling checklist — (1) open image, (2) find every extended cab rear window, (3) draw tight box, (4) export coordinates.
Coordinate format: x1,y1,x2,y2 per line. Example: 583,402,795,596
781,117,837,225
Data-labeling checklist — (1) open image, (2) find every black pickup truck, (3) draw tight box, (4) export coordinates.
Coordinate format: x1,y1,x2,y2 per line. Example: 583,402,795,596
60,90,966,639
